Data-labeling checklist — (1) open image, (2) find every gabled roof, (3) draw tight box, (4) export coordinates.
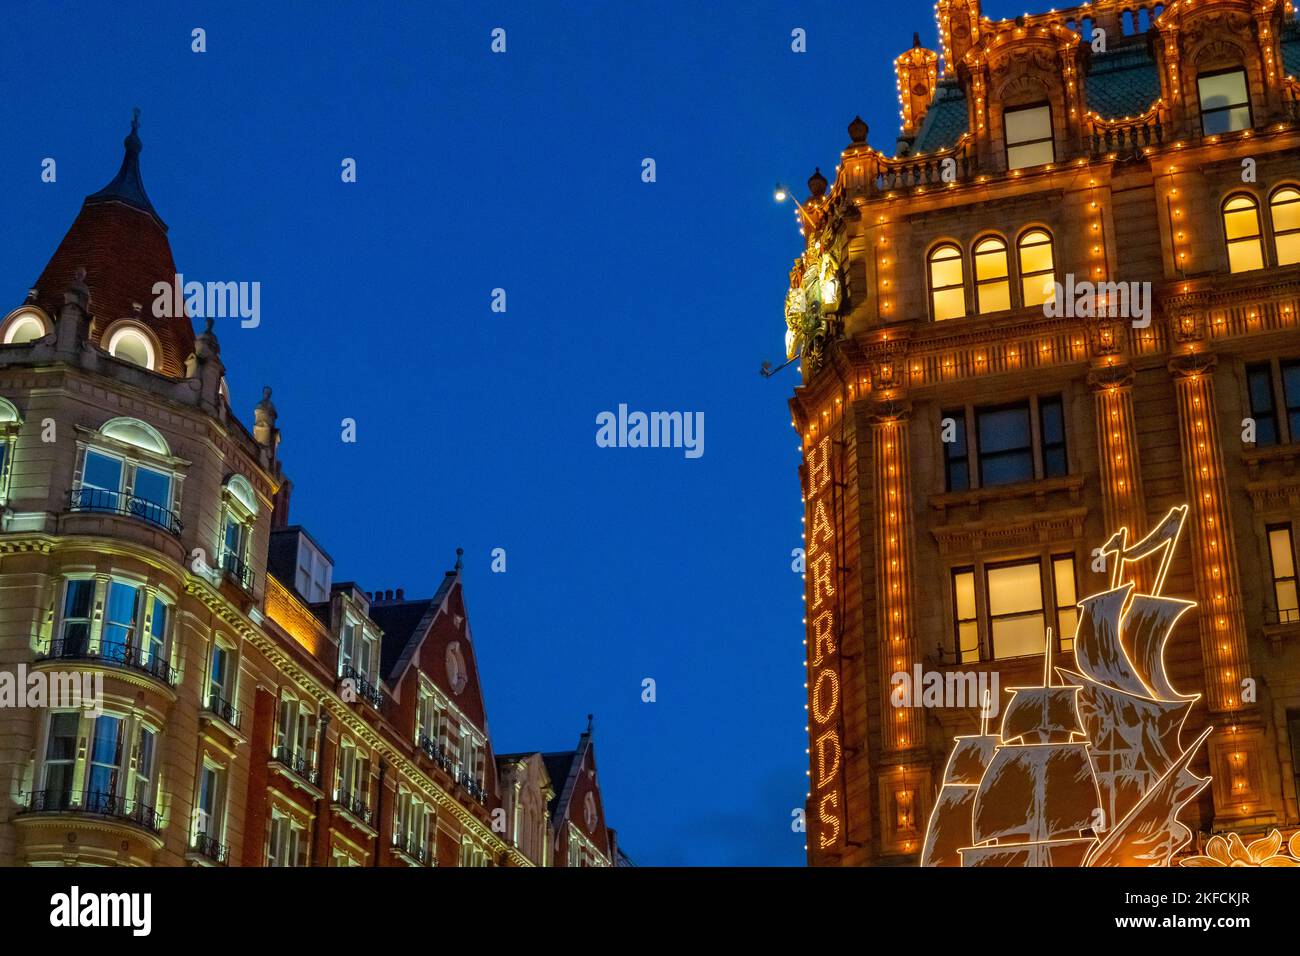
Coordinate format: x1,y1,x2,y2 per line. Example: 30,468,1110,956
371,573,454,682
32,113,195,376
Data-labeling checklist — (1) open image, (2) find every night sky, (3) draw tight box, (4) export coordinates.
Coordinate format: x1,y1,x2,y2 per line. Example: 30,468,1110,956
0,0,1028,865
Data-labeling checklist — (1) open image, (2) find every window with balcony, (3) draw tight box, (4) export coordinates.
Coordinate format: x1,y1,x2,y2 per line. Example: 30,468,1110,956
49,578,175,683
393,789,431,863
1271,187,1300,266
274,693,317,782
416,683,442,747
1004,104,1054,169
949,554,1077,662
334,738,371,821
1223,194,1265,273
219,475,257,591
973,236,1011,314
1198,68,1251,135
460,838,487,868
928,244,966,321
205,640,239,727
1268,524,1299,625
30,710,160,829
193,761,228,862
1017,229,1056,308
72,419,181,534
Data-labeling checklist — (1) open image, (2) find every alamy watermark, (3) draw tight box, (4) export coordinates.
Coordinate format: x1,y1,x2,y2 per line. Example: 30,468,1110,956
0,665,103,716
890,664,1000,717
1044,273,1151,328
152,273,260,328
595,404,704,459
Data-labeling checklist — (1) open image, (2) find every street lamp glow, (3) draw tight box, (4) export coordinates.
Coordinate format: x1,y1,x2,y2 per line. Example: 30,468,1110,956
774,184,789,202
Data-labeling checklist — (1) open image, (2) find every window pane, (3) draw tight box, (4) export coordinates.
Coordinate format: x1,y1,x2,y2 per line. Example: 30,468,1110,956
977,280,1011,314
1007,141,1054,171
987,562,1044,617
954,570,976,620
1270,527,1296,578
930,253,964,288
87,715,124,797
974,240,1008,281
958,622,980,663
979,405,1032,454
1199,71,1248,109
133,467,170,507
1223,206,1261,241
1053,556,1077,605
83,451,123,491
1275,232,1300,267
1228,240,1264,273
1022,275,1055,308
1005,106,1051,145
1271,190,1300,231
932,287,966,321
1277,580,1299,619
1057,608,1079,651
992,614,1046,659
1018,234,1054,274
1282,362,1300,411
103,582,140,654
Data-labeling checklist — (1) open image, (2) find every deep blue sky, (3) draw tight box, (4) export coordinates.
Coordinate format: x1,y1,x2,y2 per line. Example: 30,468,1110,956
0,0,1027,866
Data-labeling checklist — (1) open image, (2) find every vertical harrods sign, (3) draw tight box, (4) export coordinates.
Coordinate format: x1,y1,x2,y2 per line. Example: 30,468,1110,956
805,433,845,852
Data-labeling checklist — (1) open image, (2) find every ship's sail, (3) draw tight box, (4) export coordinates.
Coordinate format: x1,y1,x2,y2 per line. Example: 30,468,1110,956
1072,584,1151,697
1000,686,1085,744
920,734,998,867
970,743,1101,846
961,837,1094,868
1121,593,1196,702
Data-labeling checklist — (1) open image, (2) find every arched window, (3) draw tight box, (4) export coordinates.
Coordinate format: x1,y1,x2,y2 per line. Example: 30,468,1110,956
1223,194,1264,273
0,397,20,505
1271,187,1300,267
929,244,966,321
1018,229,1057,307
105,323,157,370
219,475,258,590
973,237,1011,314
1,309,51,345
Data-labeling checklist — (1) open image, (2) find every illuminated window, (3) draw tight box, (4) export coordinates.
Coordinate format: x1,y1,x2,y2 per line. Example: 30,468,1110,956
942,409,969,491
1223,194,1264,273
1271,188,1300,266
1198,69,1251,135
207,639,238,720
275,693,315,768
1246,363,1279,446
952,568,979,663
1004,104,1054,169
928,244,966,321
194,762,227,848
1017,229,1056,307
1053,555,1078,652
973,236,1011,314
978,402,1035,486
72,419,178,533
951,556,1074,662
105,324,157,370
219,475,257,591
1288,711,1300,799
1268,525,1298,624
335,738,370,811
987,560,1046,659
36,710,158,815
268,810,306,867
1,309,49,345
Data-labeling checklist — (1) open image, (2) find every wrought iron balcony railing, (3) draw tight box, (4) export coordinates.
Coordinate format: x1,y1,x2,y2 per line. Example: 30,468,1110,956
21,788,161,832
67,487,182,535
458,771,487,804
39,637,178,687
191,832,229,864
220,548,254,592
418,733,454,775
203,692,241,730
392,833,428,864
333,790,372,825
340,665,383,709
271,745,320,786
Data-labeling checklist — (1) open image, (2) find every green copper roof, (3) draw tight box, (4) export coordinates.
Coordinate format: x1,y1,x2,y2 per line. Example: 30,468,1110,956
911,79,968,154
1085,41,1162,119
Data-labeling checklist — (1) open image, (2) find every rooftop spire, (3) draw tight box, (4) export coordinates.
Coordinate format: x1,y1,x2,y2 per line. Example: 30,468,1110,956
86,108,164,228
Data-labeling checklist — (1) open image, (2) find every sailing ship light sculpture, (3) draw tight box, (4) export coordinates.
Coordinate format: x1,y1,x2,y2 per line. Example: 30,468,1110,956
921,506,1213,867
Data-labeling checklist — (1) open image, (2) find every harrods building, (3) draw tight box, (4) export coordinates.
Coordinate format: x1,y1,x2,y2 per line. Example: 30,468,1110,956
0,117,624,868
789,0,1300,864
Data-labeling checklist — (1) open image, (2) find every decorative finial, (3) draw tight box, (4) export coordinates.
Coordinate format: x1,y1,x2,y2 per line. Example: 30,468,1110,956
848,115,868,144
807,167,828,198
913,31,922,48
131,107,140,131
586,713,594,734
454,547,464,571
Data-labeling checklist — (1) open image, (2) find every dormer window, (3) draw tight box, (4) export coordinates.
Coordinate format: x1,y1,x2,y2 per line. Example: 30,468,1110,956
1004,104,1053,170
1198,69,1251,135
104,323,158,370
1,309,50,345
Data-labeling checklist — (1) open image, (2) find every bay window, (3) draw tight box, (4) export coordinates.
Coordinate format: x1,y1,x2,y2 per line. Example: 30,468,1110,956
35,710,159,822
50,577,174,682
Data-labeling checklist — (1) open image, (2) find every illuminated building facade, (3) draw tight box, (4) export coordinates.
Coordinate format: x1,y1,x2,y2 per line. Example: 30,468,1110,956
0,118,622,867
789,0,1300,865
